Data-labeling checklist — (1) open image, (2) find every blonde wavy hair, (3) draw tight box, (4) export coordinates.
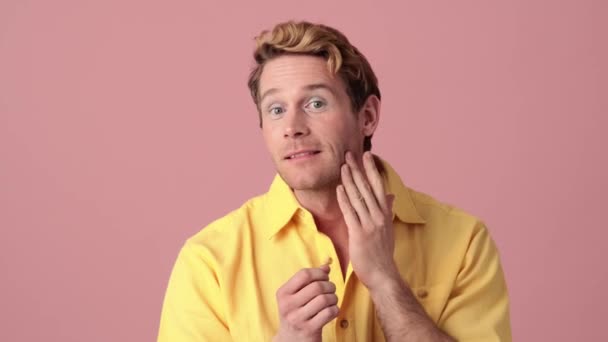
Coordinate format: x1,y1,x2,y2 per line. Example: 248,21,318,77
247,21,381,151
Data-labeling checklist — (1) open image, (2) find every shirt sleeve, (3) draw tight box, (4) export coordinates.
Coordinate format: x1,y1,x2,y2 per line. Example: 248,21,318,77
438,221,512,341
158,242,232,342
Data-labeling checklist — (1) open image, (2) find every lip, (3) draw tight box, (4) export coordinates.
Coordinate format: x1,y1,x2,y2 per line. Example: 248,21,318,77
283,150,321,160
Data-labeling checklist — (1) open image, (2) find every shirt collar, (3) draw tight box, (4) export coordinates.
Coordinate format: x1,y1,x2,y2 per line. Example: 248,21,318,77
377,155,426,225
264,155,426,239
265,173,302,239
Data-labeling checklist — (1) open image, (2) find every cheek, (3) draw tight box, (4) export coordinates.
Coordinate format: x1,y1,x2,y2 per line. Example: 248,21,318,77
318,122,357,155
329,116,359,139
261,125,284,157
261,127,275,149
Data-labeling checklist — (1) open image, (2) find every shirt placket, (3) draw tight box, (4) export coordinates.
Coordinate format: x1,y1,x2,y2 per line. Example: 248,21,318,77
314,231,357,342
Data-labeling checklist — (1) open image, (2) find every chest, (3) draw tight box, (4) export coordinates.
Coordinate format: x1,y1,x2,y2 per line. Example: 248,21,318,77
220,221,458,341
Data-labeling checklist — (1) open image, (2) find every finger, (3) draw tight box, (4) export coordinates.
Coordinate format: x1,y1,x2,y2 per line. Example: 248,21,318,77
305,293,339,320
336,184,361,231
345,151,384,219
296,293,338,322
291,281,336,309
306,304,340,331
341,163,373,226
387,194,395,211
279,268,330,296
363,151,387,211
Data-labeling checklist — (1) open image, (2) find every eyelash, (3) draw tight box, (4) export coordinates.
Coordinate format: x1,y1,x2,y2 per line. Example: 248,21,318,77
306,100,325,109
269,107,284,116
267,99,327,117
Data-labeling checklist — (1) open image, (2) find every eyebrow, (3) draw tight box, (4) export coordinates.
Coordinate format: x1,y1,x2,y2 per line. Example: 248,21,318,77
259,83,337,105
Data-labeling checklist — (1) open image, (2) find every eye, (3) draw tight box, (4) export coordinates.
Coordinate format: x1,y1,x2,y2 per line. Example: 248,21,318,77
268,106,285,118
311,101,324,108
305,99,326,112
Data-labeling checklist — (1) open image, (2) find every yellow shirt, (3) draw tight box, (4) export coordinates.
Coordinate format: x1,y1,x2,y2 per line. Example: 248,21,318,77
158,157,511,341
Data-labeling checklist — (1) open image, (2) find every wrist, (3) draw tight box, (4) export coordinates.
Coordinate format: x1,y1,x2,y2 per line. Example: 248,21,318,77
366,265,405,294
273,330,320,342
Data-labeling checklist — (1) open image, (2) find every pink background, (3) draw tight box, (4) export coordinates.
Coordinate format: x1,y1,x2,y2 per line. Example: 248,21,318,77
1,0,606,341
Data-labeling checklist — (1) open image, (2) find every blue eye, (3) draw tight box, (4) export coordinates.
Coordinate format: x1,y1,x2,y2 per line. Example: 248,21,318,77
311,101,324,108
269,107,284,117
306,99,326,112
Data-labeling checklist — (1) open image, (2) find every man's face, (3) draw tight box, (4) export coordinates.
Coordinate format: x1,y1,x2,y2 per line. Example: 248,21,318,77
258,55,367,191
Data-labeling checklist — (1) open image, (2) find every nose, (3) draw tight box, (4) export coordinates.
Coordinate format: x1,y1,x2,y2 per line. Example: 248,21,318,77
283,110,310,139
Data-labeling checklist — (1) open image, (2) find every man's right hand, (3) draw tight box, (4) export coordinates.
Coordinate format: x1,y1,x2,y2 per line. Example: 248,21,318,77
273,265,339,342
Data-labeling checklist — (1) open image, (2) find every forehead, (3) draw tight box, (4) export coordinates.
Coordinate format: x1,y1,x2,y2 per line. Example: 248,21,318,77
258,55,342,96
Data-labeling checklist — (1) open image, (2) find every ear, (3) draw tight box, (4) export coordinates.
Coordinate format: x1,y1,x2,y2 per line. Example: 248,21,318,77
359,95,381,137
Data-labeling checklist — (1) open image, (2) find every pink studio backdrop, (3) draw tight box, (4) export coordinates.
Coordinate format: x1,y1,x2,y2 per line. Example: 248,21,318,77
1,0,606,341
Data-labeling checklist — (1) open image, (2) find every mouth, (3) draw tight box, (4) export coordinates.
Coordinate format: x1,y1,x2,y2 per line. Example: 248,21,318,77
284,150,321,160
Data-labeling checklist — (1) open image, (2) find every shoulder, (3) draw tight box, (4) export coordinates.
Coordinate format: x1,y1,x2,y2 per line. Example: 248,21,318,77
403,187,502,285
407,186,488,238
183,193,268,256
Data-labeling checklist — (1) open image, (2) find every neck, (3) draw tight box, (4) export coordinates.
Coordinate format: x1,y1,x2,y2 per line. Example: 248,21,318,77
294,185,350,277
293,186,345,232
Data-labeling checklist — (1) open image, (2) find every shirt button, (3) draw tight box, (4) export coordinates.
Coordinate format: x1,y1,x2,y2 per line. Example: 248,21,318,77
339,319,349,329
416,289,428,299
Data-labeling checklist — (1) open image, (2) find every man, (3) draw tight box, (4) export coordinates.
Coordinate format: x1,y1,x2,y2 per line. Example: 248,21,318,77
158,21,511,341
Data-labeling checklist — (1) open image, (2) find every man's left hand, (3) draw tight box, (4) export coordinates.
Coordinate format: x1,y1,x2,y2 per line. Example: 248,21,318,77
336,151,400,291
